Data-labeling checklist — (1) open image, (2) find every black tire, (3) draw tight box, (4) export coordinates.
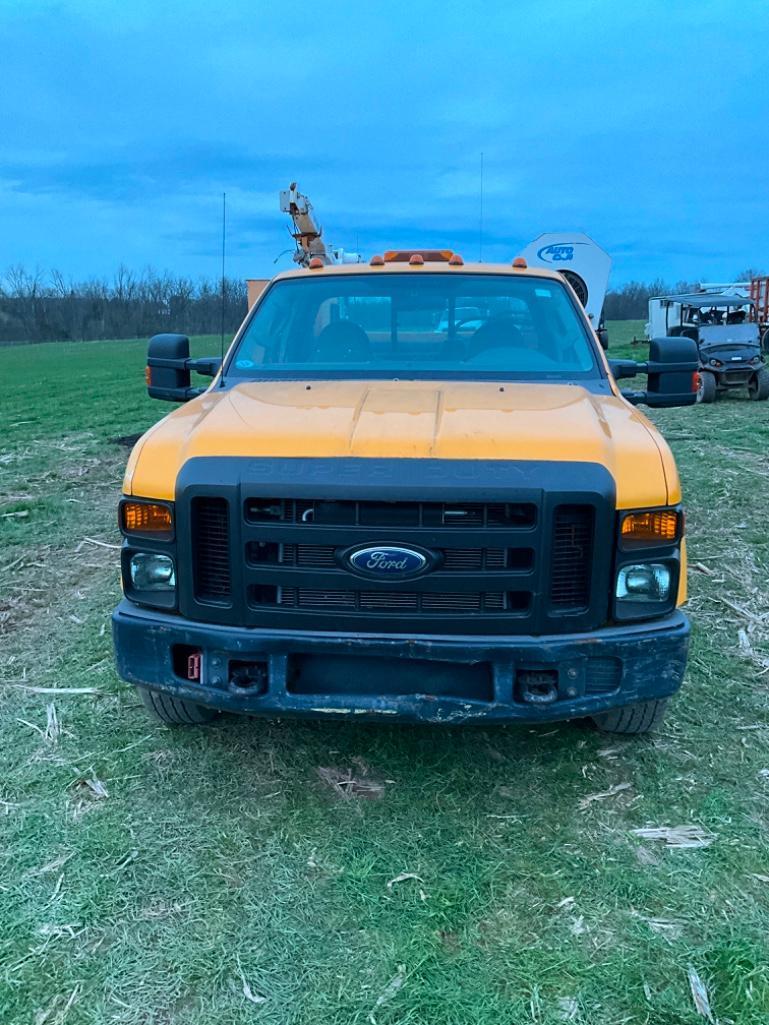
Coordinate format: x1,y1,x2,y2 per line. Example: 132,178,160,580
591,698,668,735
748,366,769,401
696,371,717,403
137,686,219,726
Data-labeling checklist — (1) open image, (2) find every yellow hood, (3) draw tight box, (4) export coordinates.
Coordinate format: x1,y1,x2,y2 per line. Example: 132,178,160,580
125,380,679,508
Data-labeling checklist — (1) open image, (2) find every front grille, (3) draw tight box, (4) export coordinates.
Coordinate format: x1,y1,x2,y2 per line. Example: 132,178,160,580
550,505,595,610
186,485,607,635
261,587,524,614
192,497,231,602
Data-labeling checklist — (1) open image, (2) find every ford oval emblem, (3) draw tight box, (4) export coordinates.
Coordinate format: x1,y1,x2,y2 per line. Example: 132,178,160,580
344,544,432,579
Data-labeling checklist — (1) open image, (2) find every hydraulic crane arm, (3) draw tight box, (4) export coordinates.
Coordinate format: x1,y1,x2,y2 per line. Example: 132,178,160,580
279,183,332,266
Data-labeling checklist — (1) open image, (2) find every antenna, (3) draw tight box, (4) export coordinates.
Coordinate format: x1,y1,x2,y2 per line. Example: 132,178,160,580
219,192,226,386
479,151,484,262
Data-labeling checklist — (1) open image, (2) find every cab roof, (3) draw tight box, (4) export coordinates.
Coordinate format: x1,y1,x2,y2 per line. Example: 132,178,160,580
270,261,565,283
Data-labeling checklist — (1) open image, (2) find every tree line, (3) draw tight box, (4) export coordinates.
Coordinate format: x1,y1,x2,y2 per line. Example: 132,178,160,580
603,269,762,320
0,266,762,343
0,266,249,344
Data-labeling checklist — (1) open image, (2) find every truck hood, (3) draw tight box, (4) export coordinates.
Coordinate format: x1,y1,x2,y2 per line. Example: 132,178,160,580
125,380,677,507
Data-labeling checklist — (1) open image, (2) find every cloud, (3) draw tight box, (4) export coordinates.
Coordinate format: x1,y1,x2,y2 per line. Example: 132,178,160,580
1,0,768,283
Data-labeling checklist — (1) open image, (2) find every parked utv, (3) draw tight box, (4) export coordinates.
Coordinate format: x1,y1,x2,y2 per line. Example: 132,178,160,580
646,292,768,402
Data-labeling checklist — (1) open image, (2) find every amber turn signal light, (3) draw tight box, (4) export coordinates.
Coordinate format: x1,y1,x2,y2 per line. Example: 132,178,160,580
621,509,680,545
121,501,173,537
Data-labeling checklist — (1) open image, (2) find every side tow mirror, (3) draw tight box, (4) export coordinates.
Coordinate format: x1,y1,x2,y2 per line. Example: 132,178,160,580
146,334,222,402
612,337,699,408
147,334,192,402
646,336,699,407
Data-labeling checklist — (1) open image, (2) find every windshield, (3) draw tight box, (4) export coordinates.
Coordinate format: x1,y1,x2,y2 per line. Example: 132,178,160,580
228,273,600,381
698,323,760,346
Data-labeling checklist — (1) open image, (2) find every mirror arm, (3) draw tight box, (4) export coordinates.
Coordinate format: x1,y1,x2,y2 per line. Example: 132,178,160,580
188,357,222,378
147,355,222,377
611,359,698,379
147,356,221,381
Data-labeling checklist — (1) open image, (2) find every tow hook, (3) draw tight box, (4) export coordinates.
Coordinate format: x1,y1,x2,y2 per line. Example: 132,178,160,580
518,669,559,705
229,660,269,696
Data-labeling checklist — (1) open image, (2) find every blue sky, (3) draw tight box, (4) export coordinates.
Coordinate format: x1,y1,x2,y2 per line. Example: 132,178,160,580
1,0,768,286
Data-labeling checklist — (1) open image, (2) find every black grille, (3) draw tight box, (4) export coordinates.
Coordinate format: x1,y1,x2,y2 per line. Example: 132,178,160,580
184,481,607,635
550,505,595,610
192,497,231,602
257,587,526,614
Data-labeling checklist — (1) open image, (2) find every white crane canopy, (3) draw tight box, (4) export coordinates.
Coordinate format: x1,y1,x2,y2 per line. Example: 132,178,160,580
518,233,611,325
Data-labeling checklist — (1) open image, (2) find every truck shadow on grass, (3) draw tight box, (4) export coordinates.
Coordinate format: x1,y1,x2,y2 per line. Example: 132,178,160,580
148,706,644,817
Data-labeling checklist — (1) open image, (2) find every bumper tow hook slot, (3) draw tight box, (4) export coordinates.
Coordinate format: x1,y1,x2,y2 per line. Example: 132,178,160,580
519,670,559,705
229,661,268,695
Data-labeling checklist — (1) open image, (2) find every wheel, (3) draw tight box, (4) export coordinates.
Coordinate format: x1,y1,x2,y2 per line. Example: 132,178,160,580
591,698,668,735
696,371,717,403
748,366,769,401
137,686,219,725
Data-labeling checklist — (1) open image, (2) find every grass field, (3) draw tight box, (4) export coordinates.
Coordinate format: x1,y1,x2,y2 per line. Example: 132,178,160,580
1,323,769,1024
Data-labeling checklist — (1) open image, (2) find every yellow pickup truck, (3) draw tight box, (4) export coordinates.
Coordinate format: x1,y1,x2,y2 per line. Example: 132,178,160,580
112,252,698,734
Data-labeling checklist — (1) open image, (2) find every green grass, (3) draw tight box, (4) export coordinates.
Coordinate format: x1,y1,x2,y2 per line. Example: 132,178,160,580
2,333,769,1024
605,319,648,359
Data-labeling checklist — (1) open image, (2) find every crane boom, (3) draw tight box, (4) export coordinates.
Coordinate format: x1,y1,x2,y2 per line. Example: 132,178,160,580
279,183,332,266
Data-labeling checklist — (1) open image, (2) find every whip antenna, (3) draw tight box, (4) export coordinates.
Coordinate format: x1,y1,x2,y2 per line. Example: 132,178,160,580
479,151,484,262
219,191,226,386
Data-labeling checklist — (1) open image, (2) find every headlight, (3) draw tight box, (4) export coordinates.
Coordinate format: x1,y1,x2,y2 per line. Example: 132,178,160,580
129,552,176,591
616,562,671,603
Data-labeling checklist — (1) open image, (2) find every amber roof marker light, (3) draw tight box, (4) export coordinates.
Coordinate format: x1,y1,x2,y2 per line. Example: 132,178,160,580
369,254,385,266
308,257,325,269
448,254,465,266
384,249,454,263
512,257,527,269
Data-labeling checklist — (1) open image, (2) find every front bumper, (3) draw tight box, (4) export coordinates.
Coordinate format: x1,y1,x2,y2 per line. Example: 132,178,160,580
714,366,758,386
112,600,690,724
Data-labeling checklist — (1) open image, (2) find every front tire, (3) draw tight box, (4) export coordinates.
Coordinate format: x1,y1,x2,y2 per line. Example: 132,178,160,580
137,686,219,726
696,371,717,403
748,366,769,401
591,698,668,735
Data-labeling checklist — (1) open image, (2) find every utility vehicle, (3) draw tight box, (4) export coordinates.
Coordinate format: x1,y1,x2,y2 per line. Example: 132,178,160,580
113,251,698,734
646,292,768,402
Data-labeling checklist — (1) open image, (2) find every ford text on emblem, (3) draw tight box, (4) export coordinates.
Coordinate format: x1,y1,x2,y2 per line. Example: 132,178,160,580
344,544,432,579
